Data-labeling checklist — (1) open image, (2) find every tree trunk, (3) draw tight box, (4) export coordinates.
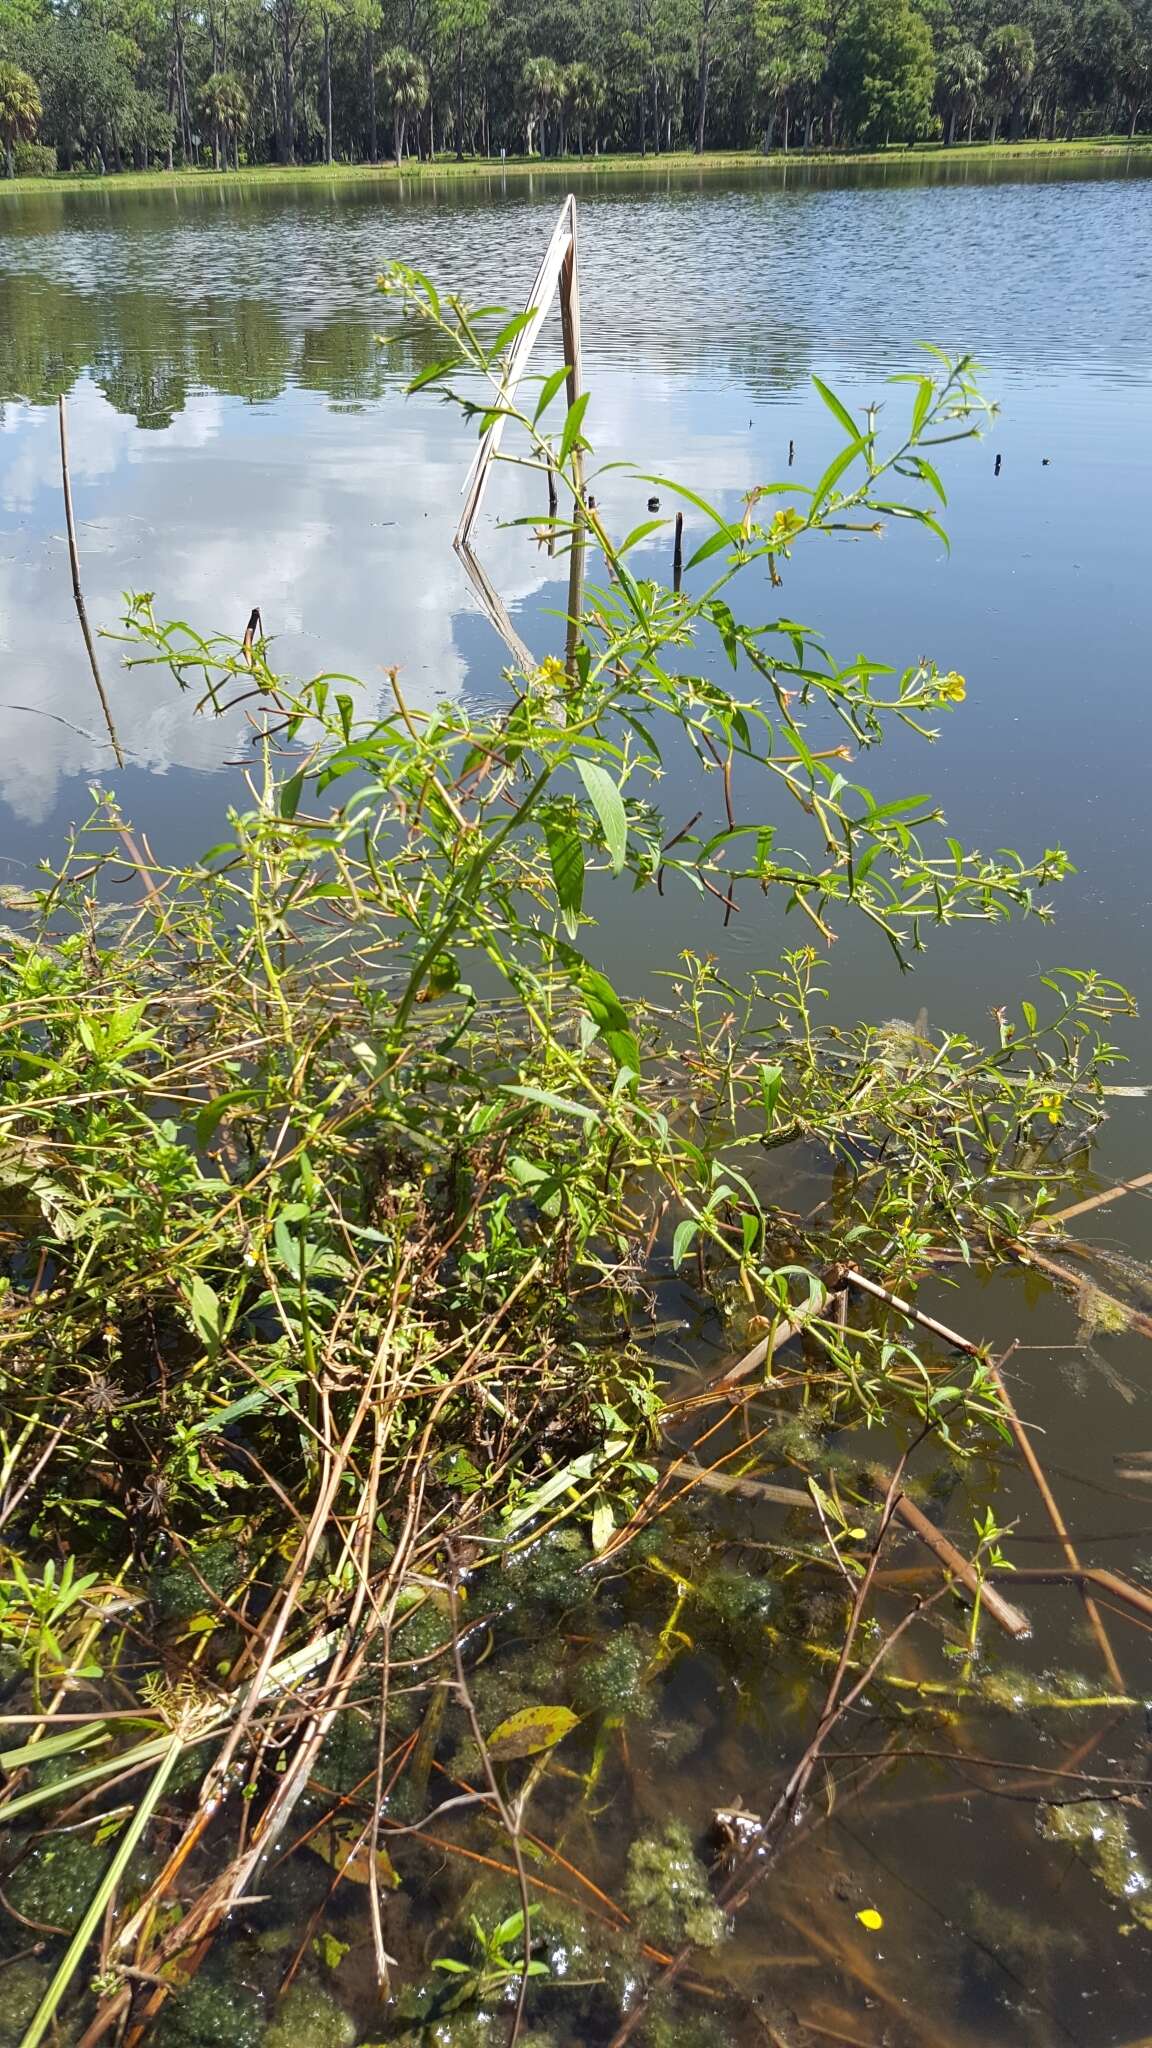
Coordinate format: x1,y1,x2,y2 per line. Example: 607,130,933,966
324,17,333,162
5,139,12,181
947,107,956,144
695,32,710,152
990,107,999,142
967,104,975,142
783,101,790,151
366,31,377,160
395,109,403,167
172,1,193,162
456,27,464,158
282,15,296,163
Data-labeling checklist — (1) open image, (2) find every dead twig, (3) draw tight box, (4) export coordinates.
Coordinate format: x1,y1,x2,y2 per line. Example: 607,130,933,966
57,395,123,769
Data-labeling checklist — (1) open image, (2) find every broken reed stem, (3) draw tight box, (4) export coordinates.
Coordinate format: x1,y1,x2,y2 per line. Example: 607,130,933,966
892,1492,1030,1638
57,395,124,769
673,509,684,592
1040,1167,1152,1228
985,1351,1125,1688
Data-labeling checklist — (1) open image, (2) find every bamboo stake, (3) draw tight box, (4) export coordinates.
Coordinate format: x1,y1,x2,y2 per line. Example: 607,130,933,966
558,200,584,506
57,395,124,769
456,194,578,549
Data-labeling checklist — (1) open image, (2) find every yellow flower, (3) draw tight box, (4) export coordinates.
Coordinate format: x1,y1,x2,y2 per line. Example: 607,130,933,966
938,670,967,703
1038,1092,1064,1126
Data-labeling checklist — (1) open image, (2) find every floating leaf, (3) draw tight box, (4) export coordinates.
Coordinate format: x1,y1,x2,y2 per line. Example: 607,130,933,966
314,1823,400,1891
487,1704,580,1763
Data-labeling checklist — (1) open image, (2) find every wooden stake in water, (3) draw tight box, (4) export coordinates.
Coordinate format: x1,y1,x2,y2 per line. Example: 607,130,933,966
57,395,124,769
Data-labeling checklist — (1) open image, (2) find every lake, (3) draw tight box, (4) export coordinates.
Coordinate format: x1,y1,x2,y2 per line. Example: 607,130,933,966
3,157,1152,2045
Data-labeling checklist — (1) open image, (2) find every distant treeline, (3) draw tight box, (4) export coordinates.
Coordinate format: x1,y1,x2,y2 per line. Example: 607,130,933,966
0,0,1148,179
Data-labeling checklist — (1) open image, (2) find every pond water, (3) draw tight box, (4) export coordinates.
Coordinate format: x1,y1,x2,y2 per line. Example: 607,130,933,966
3,158,1152,2047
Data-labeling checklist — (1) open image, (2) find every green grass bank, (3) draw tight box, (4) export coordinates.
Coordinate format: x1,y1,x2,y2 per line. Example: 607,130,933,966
1,132,1149,197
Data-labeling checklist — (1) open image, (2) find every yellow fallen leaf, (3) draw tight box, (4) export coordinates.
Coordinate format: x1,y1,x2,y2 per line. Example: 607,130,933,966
856,1907,883,1931
314,1823,399,1890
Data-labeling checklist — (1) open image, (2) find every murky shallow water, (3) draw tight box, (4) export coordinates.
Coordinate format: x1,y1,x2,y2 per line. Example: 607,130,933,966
2,159,1152,2046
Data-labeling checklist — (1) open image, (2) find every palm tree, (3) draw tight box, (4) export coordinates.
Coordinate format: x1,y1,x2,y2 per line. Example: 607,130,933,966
522,54,561,156
938,39,986,142
983,23,1036,141
563,62,603,155
0,62,42,180
377,46,429,166
200,72,249,170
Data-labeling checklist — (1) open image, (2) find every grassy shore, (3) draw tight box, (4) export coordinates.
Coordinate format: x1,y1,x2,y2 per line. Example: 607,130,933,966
1,131,1149,196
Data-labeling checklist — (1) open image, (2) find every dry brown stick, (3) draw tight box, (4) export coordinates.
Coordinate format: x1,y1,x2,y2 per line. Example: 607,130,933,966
892,1493,1030,1638
989,1562,1152,1623
841,1267,982,1354
1040,1168,1152,1228
985,1351,1125,1689
57,394,124,769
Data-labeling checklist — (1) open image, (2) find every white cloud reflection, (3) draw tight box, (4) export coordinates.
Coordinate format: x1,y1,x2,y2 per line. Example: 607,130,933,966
0,367,765,827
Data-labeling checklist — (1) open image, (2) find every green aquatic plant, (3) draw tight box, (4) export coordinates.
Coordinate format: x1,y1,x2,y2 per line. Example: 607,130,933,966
1038,1799,1152,1929
623,1822,727,1950
262,1975,356,2048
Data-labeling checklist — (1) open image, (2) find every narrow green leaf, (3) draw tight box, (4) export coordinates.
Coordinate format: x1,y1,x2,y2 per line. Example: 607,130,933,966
812,376,859,438
406,358,459,394
810,436,868,516
576,759,628,875
685,528,736,571
617,519,665,556
672,1218,699,1268
759,1064,783,1124
533,364,571,423
186,1275,222,1351
558,390,591,468
279,771,304,821
490,309,535,356
910,376,935,438
544,816,585,937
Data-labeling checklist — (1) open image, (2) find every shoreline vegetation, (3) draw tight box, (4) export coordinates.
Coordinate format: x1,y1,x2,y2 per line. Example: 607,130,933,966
1,246,1147,2047
1,132,1150,195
